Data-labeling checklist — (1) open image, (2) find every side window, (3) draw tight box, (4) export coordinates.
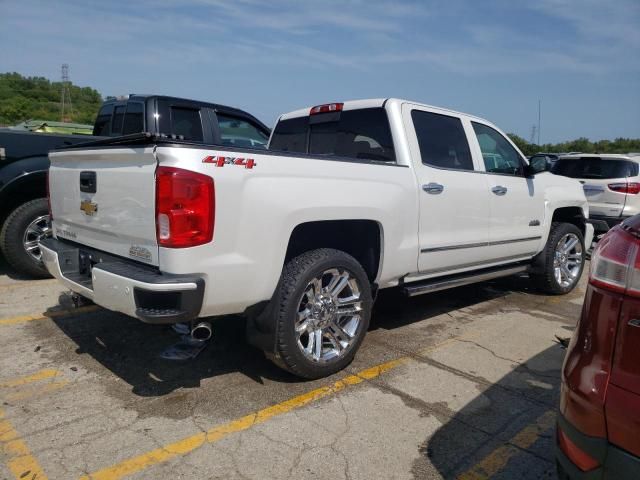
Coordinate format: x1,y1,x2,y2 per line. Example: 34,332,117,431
411,110,473,170
472,122,523,175
111,105,126,135
122,102,144,135
93,105,113,136
170,107,203,141
217,114,268,149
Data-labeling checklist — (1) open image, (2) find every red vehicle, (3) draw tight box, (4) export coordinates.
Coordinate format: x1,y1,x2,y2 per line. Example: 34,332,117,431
557,216,640,479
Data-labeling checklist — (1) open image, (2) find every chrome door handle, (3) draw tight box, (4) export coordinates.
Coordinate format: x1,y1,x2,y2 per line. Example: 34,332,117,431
491,186,508,196
422,183,444,194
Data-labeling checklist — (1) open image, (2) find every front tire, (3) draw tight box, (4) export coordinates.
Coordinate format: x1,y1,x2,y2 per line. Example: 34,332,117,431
271,248,372,379
531,222,585,294
0,199,52,278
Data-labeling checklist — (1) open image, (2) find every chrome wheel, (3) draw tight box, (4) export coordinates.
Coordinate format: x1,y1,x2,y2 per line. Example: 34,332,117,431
295,268,363,363
23,214,51,262
553,233,583,288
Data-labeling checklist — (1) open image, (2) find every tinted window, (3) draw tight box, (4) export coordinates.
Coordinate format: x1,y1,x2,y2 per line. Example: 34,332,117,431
111,105,126,135
122,102,144,135
270,108,395,163
269,116,309,152
170,107,203,141
411,110,473,170
217,114,268,149
552,158,638,179
472,122,523,175
93,105,112,136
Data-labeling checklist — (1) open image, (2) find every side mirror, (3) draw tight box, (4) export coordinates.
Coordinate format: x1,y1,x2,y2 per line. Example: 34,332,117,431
526,156,550,177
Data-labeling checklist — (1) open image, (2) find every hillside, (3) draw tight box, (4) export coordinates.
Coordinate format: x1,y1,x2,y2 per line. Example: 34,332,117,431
0,72,102,125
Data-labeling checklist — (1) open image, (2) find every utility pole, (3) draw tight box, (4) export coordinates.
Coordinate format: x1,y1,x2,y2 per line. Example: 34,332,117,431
537,99,541,146
530,125,537,145
60,64,73,122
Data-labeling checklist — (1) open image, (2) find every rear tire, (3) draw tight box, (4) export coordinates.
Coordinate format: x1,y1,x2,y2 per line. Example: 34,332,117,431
270,248,372,379
0,199,51,278
531,222,585,294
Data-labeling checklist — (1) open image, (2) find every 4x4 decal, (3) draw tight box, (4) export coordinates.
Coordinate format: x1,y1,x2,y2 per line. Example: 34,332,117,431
202,155,256,169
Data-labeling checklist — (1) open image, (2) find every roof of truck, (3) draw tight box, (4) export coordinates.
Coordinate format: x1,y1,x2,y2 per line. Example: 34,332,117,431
278,98,492,125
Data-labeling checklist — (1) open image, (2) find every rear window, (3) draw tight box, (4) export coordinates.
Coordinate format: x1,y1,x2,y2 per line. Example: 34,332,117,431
111,105,126,135
93,105,113,136
122,102,144,135
269,108,396,163
170,107,203,141
552,158,638,179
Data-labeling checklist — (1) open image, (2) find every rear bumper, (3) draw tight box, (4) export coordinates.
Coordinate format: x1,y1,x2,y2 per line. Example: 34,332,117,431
587,215,629,234
556,412,640,480
40,237,205,324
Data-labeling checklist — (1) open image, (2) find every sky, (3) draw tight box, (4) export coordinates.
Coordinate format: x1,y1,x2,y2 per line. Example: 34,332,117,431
1,0,639,143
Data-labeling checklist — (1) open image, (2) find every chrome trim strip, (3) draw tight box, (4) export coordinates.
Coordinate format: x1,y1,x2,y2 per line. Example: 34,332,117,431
421,236,542,253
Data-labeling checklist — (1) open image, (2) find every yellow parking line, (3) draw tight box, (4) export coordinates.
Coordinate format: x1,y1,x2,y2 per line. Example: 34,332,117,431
5,380,70,403
0,408,49,480
79,358,407,480
0,305,99,326
0,369,62,388
457,410,556,480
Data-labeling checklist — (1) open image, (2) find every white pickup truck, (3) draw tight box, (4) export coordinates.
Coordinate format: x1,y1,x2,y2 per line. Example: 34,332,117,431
42,98,593,378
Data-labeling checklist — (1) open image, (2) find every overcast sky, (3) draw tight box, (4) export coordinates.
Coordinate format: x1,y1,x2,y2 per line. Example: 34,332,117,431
1,0,638,143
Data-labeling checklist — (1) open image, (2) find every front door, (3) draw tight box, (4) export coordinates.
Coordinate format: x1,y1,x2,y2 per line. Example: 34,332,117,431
469,121,545,260
402,104,493,274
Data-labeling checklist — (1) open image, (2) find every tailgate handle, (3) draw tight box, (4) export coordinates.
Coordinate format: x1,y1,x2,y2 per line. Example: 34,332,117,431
80,171,97,193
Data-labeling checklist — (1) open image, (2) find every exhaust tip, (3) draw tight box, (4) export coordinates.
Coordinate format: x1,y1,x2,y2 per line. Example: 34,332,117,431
191,321,212,342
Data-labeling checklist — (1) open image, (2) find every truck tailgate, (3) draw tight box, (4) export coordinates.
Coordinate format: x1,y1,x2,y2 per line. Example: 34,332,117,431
49,147,159,265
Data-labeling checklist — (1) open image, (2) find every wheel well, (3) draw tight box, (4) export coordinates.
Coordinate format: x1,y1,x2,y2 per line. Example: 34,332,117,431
285,220,382,283
0,172,47,226
552,207,586,233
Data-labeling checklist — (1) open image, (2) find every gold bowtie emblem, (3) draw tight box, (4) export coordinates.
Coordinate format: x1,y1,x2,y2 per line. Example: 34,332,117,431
80,200,98,216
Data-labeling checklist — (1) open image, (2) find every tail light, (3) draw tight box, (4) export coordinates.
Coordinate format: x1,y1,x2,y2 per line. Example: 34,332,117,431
310,103,343,115
608,182,640,194
155,166,214,248
589,225,640,296
46,170,53,220
557,427,600,472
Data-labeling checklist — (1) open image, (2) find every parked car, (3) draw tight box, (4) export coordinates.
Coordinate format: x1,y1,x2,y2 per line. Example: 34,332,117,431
530,152,561,170
557,216,640,479
552,154,640,235
0,94,269,277
41,98,593,378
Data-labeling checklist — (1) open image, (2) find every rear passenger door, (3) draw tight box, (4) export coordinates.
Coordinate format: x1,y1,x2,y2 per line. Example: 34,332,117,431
403,104,493,274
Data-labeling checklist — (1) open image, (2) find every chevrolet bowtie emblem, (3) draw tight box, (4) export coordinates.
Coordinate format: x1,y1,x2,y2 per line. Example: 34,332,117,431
80,200,98,216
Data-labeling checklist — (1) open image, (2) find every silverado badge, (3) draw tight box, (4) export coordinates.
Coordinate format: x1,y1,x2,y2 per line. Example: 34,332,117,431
80,200,98,216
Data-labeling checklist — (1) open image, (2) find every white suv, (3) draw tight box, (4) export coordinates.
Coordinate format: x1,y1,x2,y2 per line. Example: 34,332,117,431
552,154,640,234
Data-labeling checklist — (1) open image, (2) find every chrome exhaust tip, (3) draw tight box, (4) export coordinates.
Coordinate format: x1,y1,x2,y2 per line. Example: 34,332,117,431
190,321,212,342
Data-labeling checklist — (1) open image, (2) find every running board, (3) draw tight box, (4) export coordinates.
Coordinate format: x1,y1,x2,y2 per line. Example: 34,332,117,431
403,264,529,297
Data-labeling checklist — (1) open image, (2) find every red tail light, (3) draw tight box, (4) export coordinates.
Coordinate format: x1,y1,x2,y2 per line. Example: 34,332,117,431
557,427,600,472
155,167,214,248
589,225,640,296
310,103,343,115
608,182,640,194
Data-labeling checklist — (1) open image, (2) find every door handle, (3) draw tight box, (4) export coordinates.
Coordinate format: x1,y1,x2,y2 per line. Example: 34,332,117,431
422,183,444,194
491,185,507,196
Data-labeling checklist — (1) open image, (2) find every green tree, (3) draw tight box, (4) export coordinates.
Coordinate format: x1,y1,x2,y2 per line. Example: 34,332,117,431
0,72,102,125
